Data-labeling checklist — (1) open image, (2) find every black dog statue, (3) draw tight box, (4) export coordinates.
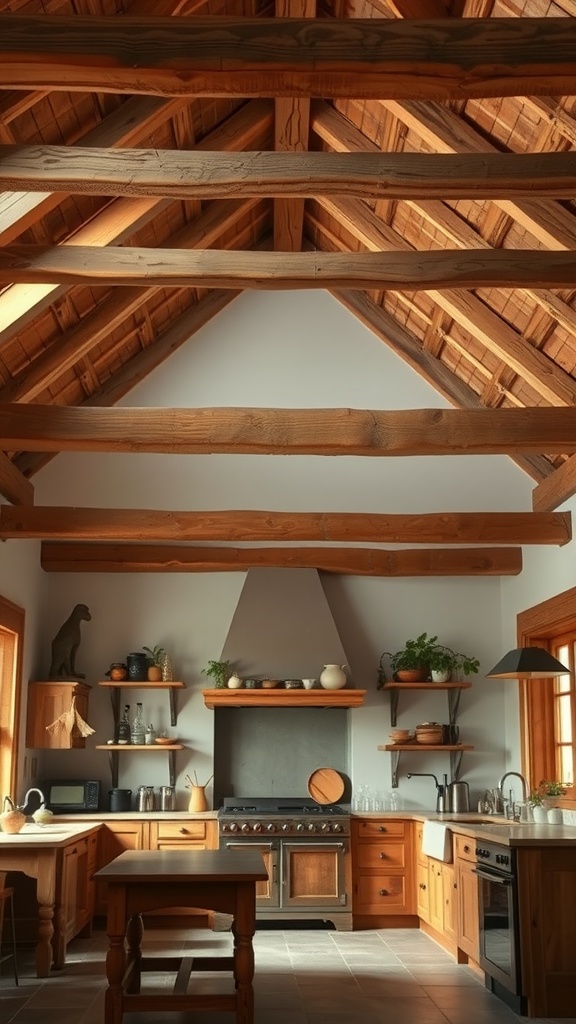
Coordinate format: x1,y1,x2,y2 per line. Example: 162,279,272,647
49,603,92,679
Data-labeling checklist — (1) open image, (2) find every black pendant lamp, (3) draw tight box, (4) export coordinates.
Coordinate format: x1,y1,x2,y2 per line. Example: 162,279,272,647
486,646,570,679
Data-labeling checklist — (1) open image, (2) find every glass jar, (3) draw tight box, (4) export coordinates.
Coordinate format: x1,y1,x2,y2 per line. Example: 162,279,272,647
131,702,145,745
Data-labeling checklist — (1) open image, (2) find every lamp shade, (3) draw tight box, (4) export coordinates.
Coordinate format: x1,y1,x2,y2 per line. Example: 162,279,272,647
486,647,570,679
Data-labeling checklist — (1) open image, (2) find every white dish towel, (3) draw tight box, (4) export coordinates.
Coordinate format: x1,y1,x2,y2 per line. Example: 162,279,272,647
421,820,453,862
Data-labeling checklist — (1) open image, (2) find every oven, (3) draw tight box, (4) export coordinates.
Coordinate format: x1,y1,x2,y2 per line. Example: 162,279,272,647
218,797,352,930
474,840,527,1015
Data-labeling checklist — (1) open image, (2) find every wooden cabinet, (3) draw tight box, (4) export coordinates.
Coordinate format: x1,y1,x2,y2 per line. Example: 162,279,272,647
454,833,480,964
95,820,148,915
352,818,415,926
150,818,217,850
26,680,92,749
442,863,457,942
414,823,457,951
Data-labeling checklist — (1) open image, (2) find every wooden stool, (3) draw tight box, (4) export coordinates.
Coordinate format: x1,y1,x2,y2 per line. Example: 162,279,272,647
0,887,19,985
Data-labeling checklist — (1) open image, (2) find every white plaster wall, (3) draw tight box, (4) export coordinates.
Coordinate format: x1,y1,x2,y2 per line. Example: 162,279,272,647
11,289,555,811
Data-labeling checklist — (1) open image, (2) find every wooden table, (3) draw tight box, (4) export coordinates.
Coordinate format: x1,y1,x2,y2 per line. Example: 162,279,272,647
95,848,268,1024
0,823,100,977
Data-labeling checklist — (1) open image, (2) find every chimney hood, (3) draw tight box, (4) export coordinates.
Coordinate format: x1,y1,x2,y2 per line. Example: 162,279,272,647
218,567,354,683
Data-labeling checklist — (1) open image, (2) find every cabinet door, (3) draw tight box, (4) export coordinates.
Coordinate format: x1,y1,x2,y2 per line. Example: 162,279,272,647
416,861,430,921
442,863,457,941
95,821,147,914
428,859,444,933
282,842,348,909
457,859,480,961
26,681,91,749
223,841,278,906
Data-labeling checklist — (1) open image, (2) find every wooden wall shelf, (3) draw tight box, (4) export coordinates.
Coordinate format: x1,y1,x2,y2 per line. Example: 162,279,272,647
381,681,472,727
202,689,366,709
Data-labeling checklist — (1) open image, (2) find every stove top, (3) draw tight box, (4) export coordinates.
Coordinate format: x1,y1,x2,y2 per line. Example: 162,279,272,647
219,797,350,816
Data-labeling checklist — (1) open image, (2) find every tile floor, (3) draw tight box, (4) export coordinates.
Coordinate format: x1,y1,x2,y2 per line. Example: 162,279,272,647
1,923,574,1024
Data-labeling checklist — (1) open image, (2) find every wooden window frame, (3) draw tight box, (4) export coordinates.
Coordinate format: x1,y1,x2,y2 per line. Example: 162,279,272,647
0,595,24,803
518,585,576,810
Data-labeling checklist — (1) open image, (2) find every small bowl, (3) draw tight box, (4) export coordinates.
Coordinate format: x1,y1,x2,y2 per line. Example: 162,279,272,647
155,736,175,745
284,679,303,689
389,729,412,744
261,679,279,689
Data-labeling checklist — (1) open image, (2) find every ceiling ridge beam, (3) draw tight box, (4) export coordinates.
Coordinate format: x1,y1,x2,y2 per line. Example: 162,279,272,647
1,16,575,100
38,542,523,577
3,245,576,290
3,405,576,456
3,148,576,200
2,506,569,546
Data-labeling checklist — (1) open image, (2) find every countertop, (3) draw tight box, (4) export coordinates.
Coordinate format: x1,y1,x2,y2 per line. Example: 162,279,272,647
354,810,576,846
0,821,100,845
50,810,219,821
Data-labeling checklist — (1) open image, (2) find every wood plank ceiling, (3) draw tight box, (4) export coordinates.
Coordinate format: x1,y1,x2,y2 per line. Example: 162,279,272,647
0,0,575,576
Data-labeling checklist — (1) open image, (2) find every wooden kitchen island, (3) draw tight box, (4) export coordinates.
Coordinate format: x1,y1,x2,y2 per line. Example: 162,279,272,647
0,822,100,976
95,848,267,1024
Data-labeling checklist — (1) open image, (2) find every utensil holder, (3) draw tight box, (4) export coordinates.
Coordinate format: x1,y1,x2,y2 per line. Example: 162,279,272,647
188,785,208,813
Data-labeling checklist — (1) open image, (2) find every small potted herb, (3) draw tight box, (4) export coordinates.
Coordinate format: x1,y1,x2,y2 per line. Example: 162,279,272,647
427,643,480,682
202,659,231,690
378,632,441,685
143,644,166,682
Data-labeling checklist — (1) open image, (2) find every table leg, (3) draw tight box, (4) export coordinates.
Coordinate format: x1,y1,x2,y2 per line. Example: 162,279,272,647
232,882,256,1024
35,863,56,977
125,913,143,993
104,933,126,1024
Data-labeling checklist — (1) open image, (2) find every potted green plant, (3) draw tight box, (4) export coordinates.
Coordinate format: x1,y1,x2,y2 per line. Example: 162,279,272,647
143,644,166,681
427,643,480,682
537,779,566,805
377,632,441,685
202,659,231,690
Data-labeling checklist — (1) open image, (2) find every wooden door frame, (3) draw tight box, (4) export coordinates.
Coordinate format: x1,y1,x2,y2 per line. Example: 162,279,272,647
0,595,25,803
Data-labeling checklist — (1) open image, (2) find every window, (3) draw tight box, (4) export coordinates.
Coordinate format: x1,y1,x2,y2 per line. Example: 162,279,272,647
519,586,576,807
0,595,24,802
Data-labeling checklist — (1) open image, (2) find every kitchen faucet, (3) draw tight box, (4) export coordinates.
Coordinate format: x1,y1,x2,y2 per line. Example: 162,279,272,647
407,773,448,813
20,787,46,813
498,771,529,820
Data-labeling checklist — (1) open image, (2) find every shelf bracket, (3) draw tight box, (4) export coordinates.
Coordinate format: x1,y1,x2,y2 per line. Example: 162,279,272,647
390,749,401,789
108,750,119,789
447,688,462,725
168,688,178,727
389,689,400,727
450,749,464,781
168,750,176,788
108,687,120,727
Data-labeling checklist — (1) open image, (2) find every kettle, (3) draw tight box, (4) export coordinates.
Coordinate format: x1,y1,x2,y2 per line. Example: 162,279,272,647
447,780,470,813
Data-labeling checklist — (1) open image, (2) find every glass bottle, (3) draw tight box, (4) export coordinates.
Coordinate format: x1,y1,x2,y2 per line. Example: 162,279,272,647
145,722,156,745
131,702,145,745
117,704,131,744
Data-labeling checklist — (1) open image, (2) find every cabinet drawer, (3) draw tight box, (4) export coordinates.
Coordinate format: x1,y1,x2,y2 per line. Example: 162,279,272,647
355,874,407,910
354,819,406,838
154,820,207,841
454,834,476,863
356,843,406,870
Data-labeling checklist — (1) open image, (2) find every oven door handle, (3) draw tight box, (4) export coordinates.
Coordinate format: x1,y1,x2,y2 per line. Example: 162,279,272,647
225,841,275,849
472,866,513,884
283,842,346,849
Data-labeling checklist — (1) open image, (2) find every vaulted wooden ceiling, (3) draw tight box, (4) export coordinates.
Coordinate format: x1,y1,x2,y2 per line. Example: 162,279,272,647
0,0,575,576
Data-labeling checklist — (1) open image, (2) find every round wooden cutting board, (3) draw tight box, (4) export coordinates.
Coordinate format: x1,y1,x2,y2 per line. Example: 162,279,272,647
307,767,345,805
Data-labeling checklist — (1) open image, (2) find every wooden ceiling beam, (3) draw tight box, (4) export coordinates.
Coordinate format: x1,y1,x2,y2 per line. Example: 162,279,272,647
0,450,33,506
532,456,576,513
1,17,574,100
3,245,576,290
3,148,576,200
2,405,576,456
2,506,569,546
39,542,523,577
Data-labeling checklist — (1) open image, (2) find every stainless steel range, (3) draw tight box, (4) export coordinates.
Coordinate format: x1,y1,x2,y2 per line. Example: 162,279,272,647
219,797,352,929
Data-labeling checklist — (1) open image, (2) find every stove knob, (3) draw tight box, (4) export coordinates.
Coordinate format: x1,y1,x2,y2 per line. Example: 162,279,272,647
228,823,238,833
221,824,229,833
266,823,276,833
296,823,305,832
282,823,291,832
321,822,332,832
252,822,262,832
307,823,316,832
332,822,343,833
241,823,251,833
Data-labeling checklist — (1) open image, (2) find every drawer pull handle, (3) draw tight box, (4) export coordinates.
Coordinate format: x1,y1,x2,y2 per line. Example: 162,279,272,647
379,889,388,896
378,826,387,832
419,883,426,890
463,844,470,853
179,828,188,834
379,852,387,859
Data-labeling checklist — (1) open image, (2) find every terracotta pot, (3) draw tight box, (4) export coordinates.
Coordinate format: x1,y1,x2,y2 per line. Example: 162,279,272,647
147,665,162,682
395,668,429,682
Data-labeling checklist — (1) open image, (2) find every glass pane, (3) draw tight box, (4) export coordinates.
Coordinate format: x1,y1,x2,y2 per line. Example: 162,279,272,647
556,695,573,743
554,644,571,693
560,746,573,786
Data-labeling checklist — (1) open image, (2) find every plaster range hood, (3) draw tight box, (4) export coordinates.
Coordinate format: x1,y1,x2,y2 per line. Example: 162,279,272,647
203,567,365,706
